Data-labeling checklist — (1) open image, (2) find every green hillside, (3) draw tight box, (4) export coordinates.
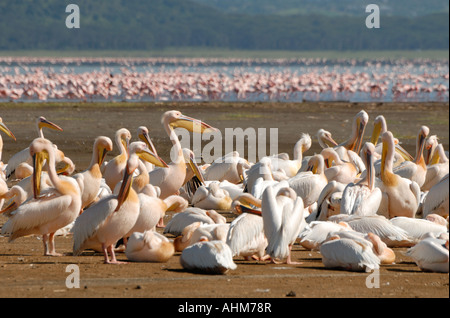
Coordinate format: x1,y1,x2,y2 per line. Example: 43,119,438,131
0,0,448,51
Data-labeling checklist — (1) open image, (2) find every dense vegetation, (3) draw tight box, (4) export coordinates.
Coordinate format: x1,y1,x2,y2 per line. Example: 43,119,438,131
0,0,448,51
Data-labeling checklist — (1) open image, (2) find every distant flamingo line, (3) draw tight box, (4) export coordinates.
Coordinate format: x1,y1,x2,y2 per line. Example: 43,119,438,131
0,57,448,102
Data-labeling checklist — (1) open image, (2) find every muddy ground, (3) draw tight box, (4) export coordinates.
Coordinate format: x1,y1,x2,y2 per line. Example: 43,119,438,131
0,101,448,300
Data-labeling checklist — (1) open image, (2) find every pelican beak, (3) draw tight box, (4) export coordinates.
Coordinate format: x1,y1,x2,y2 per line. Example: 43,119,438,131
32,151,47,199
97,147,108,166
394,143,414,161
354,119,367,154
138,147,168,168
171,115,218,134
370,121,382,146
416,133,427,164
238,204,262,216
366,148,374,191
39,117,63,132
0,200,17,214
0,121,16,141
139,130,159,157
186,151,206,186
115,162,135,212
56,162,71,175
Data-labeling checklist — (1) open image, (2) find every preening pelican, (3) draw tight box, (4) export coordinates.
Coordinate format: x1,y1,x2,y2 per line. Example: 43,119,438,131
321,147,358,184
102,128,132,191
191,182,233,211
72,136,113,212
314,180,346,221
424,135,439,165
163,207,226,237
0,185,27,217
203,151,251,184
5,116,62,179
393,126,430,188
288,154,328,209
72,147,164,264
260,181,305,264
405,234,449,273
340,142,382,216
422,173,449,218
320,234,380,272
1,138,81,256
298,221,352,250
125,231,175,263
0,117,16,176
334,110,369,162
173,221,230,252
378,131,420,219
422,144,449,191
137,126,159,173
149,110,217,199
179,239,237,274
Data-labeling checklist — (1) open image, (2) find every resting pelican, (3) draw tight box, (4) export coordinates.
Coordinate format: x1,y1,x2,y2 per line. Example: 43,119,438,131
422,173,449,218
320,234,381,272
191,182,233,211
424,135,439,165
149,110,217,199
1,138,82,256
102,128,132,191
259,181,304,264
422,144,449,191
405,234,449,273
288,154,328,209
125,231,175,263
0,185,27,217
340,142,382,216
203,151,251,184
321,148,358,184
377,131,420,219
298,221,352,250
72,147,166,264
163,207,226,237
393,126,430,188
72,136,113,212
390,215,448,244
173,221,230,252
0,117,16,175
5,116,62,179
317,129,339,149
179,238,237,274
313,180,346,221
243,157,278,198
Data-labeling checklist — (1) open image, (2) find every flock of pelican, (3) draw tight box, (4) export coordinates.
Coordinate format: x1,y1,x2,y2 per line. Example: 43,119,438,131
0,108,448,274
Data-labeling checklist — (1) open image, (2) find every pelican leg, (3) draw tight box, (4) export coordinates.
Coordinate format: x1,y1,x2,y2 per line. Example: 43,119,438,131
286,244,302,265
42,233,50,256
45,232,63,256
156,217,165,228
106,244,126,264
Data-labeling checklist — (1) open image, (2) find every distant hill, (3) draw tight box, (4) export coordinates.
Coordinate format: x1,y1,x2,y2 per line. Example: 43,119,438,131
0,0,448,51
191,0,449,17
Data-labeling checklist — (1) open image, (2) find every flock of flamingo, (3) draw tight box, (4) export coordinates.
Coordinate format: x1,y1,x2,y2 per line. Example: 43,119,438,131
0,57,448,102
0,108,448,274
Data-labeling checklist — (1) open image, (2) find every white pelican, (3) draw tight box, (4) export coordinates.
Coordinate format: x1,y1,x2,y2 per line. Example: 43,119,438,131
422,173,449,218
288,154,328,209
298,221,352,250
163,207,226,237
226,193,269,261
422,144,449,191
259,181,305,264
243,158,279,199
72,136,113,212
424,135,439,165
149,110,217,199
334,110,369,163
72,147,166,264
377,131,420,219
313,180,346,221
393,126,430,188
179,238,237,274
191,182,233,211
1,138,82,256
320,234,380,272
321,148,358,184
173,221,230,252
0,185,27,217
5,116,62,179
317,128,339,149
137,125,159,173
125,188,188,239
405,234,449,273
0,117,16,176
340,142,382,216
102,128,132,191
125,230,175,263
390,216,448,243
328,214,413,247
203,151,251,184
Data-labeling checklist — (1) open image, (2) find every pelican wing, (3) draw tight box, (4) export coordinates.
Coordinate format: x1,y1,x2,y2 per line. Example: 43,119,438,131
226,213,266,257
1,192,75,239
72,195,118,255
5,147,31,179
406,239,449,265
423,174,449,217
341,184,382,216
390,217,447,241
163,208,214,236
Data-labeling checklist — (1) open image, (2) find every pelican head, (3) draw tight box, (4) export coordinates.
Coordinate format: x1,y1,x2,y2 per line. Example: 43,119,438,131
0,117,16,141
370,115,387,146
95,136,113,166
424,134,439,165
116,128,132,155
317,129,338,149
352,110,369,154
37,116,63,134
129,141,168,168
361,142,376,190
163,110,218,134
416,126,430,164
137,126,159,157
115,153,139,212
183,148,205,185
